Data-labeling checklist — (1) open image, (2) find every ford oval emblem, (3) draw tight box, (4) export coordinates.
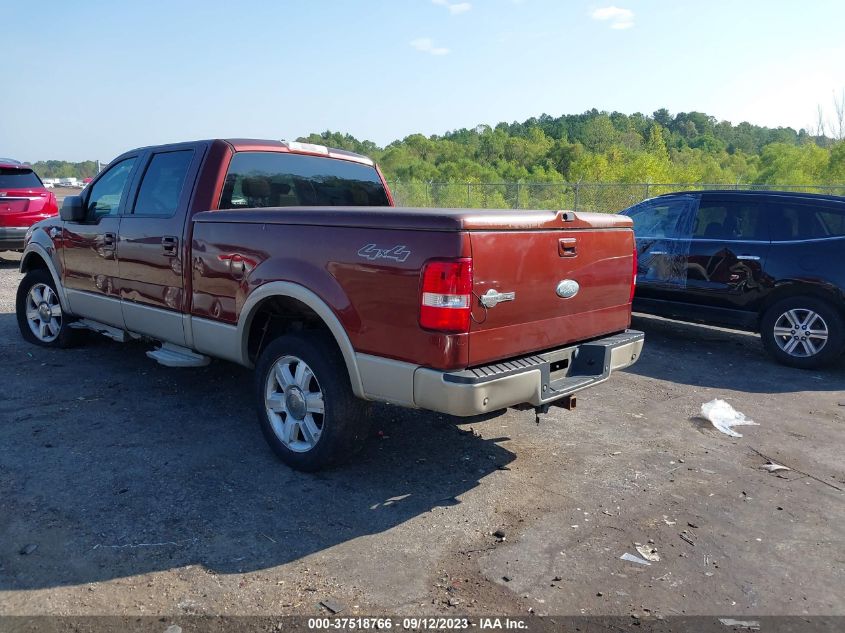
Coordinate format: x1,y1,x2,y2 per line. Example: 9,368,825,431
556,279,580,299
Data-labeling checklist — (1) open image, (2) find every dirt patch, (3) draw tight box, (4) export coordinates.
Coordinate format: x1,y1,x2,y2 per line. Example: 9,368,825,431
1,255,843,617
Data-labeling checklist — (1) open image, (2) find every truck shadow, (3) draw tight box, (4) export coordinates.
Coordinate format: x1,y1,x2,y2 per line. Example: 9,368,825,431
0,315,515,590
629,313,845,393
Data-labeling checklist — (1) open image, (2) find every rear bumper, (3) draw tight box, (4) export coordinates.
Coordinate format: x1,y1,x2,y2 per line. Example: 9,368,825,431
413,330,644,416
0,226,27,250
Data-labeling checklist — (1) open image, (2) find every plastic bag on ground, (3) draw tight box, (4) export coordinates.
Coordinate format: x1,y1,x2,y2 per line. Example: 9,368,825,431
701,399,759,438
620,552,652,566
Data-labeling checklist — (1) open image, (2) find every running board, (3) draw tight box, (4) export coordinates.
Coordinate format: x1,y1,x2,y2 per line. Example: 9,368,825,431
146,343,210,368
69,318,131,342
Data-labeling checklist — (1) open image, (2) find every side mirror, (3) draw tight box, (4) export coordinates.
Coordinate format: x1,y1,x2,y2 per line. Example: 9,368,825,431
59,195,86,222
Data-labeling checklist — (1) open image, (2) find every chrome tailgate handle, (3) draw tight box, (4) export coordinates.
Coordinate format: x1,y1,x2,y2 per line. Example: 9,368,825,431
480,288,516,308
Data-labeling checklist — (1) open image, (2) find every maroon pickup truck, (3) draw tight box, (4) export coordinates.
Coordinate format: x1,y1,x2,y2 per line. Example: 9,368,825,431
16,139,643,470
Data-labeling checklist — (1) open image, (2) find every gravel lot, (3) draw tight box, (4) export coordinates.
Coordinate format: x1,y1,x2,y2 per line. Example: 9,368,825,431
1,250,843,618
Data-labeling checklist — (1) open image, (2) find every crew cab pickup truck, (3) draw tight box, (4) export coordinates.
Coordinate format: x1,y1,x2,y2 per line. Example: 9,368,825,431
16,139,643,470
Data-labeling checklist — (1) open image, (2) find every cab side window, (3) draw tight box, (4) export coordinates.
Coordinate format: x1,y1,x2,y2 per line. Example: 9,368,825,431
86,158,137,218
693,200,766,241
133,150,194,216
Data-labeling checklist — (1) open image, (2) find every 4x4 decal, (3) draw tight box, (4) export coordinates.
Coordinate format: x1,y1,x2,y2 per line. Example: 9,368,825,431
357,243,411,263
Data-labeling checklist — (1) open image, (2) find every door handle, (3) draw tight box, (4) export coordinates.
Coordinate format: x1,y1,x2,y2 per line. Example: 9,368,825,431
98,232,117,259
161,236,179,256
558,237,577,257
736,255,760,261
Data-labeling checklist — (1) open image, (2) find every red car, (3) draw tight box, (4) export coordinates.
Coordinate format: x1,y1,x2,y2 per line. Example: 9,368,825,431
0,159,59,251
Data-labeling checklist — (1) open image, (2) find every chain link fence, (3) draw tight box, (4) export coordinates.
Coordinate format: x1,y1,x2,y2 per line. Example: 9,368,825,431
387,182,845,213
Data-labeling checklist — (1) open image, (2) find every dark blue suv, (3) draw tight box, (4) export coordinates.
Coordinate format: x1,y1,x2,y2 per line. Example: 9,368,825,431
622,190,845,369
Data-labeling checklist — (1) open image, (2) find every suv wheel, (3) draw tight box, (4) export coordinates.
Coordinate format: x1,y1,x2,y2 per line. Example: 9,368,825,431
16,269,78,348
254,333,371,471
761,296,844,369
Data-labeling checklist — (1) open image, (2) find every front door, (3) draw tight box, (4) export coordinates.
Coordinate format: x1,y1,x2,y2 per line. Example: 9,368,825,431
117,145,202,343
62,156,139,326
627,194,697,301
681,195,771,312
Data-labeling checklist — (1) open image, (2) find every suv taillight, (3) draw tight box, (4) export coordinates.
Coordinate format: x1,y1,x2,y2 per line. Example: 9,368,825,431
420,258,473,333
630,245,638,303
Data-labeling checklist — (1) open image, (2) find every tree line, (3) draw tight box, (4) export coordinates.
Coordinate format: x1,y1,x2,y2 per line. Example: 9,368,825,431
30,160,101,180
33,109,845,188
301,109,845,187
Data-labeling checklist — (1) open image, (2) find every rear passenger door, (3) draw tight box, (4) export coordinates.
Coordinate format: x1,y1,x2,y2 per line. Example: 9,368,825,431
117,144,205,343
681,194,771,311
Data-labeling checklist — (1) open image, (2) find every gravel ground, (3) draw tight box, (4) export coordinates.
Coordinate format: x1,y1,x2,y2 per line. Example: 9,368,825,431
1,250,843,618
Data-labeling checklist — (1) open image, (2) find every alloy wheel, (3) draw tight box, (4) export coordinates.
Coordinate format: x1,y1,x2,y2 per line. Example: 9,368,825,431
25,283,62,343
772,308,829,358
264,355,326,452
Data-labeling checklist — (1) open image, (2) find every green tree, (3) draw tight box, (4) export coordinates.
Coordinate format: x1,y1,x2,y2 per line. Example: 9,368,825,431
754,143,829,185
824,141,845,182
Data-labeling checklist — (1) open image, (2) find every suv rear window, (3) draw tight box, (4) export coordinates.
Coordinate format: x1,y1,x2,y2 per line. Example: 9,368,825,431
768,203,845,240
0,168,42,189
817,207,845,236
219,152,389,209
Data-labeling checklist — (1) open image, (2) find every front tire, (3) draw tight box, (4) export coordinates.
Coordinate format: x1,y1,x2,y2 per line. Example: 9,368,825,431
760,296,844,369
255,333,371,471
16,269,78,348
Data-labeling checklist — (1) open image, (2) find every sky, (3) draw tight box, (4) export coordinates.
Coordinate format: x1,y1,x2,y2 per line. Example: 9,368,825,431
3,0,845,162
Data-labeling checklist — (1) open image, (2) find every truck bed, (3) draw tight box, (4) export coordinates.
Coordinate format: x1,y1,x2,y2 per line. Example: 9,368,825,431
192,207,635,370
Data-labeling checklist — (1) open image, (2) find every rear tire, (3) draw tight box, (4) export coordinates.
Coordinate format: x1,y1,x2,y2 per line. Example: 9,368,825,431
254,333,371,471
16,269,79,348
760,296,844,369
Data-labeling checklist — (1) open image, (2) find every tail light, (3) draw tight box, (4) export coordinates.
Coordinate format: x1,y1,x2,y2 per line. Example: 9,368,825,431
630,244,638,303
420,258,473,333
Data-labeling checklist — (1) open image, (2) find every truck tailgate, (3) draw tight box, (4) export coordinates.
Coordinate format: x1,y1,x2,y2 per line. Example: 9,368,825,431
468,212,635,366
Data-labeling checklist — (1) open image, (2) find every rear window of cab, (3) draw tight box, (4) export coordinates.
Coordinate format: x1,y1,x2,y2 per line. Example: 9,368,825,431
219,152,389,209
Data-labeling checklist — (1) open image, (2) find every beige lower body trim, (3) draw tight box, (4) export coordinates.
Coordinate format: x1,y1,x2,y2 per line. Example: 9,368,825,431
191,317,243,365
356,353,417,407
123,301,186,346
192,317,243,365
65,289,124,328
